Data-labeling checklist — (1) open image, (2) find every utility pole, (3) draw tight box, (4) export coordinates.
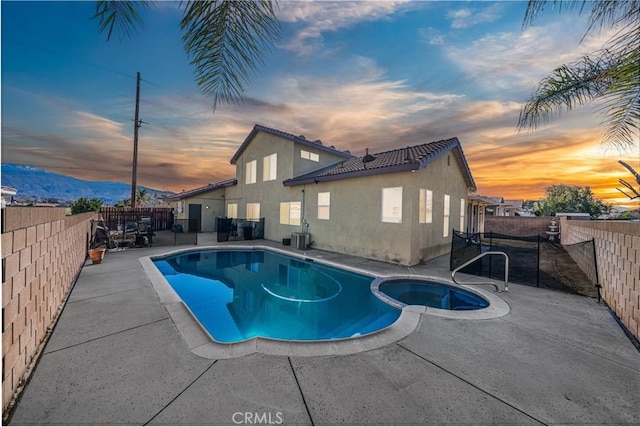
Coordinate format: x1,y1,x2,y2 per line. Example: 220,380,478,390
131,72,141,208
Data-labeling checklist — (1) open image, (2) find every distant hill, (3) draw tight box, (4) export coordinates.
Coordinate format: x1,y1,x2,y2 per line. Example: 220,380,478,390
1,164,174,205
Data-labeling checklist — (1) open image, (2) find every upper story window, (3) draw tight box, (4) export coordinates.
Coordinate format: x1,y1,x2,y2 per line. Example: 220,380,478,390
318,192,330,220
301,150,319,162
263,153,277,181
419,189,433,223
382,187,403,223
245,160,257,184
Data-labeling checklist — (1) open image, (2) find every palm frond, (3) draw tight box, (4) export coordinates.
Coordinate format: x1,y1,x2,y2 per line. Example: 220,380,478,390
517,54,610,130
94,1,149,41
180,0,280,111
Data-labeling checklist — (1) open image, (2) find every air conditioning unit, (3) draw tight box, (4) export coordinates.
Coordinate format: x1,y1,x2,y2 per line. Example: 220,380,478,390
291,232,310,250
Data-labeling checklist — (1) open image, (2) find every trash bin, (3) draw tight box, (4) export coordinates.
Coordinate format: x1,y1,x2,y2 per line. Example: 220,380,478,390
243,225,254,240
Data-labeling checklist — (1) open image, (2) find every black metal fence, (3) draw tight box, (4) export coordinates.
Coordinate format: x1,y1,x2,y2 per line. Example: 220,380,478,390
450,231,598,296
215,217,265,242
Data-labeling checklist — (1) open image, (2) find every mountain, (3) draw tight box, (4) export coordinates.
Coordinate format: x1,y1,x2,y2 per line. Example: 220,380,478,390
1,164,174,205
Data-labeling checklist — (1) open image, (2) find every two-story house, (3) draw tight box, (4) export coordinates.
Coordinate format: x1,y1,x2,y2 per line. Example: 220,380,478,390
166,124,477,266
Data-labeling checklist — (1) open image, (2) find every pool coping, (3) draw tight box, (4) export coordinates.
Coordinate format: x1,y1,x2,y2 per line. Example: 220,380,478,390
140,245,509,359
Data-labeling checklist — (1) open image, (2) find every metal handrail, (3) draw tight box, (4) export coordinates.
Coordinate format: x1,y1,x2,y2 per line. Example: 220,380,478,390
451,251,509,292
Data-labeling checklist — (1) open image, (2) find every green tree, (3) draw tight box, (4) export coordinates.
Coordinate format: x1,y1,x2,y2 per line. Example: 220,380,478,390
534,184,607,218
94,0,280,111
518,0,639,150
70,197,104,214
115,188,153,207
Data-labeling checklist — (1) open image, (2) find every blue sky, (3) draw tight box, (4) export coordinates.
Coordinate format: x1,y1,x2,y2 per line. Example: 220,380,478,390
2,1,638,206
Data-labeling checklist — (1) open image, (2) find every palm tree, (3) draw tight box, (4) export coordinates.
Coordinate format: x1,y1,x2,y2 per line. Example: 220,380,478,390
94,0,280,111
518,0,639,150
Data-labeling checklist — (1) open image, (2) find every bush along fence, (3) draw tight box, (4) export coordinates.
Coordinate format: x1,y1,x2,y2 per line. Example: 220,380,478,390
450,230,598,297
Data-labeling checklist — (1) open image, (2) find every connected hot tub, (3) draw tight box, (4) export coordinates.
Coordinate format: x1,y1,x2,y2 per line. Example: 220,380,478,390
374,279,489,310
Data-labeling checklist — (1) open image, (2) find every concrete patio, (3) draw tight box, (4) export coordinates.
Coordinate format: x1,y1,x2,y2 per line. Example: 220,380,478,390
8,234,640,425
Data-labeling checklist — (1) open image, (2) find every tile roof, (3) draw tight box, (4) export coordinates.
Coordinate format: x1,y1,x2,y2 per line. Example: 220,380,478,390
284,137,476,191
229,124,354,164
164,178,237,201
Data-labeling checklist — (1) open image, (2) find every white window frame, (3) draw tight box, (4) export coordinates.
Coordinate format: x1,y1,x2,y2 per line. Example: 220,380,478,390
227,203,238,219
245,160,257,184
301,149,319,162
317,192,330,220
246,203,260,221
381,187,403,224
263,153,277,181
280,201,301,226
419,189,433,224
460,198,466,232
443,194,450,237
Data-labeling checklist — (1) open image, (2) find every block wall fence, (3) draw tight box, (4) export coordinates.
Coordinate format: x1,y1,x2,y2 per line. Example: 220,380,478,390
484,216,554,237
1,207,96,417
560,219,639,342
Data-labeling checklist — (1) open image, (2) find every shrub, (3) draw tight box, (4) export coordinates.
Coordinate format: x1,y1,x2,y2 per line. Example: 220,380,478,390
70,197,103,215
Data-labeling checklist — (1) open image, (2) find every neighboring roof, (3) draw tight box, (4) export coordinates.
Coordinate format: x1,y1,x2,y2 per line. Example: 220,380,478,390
164,178,237,201
1,186,17,196
504,199,524,208
283,138,476,191
229,124,354,165
468,193,498,205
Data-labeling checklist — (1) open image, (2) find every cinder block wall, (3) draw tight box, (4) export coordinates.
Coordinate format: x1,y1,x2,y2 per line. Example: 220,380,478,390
560,219,639,341
484,216,555,237
1,208,96,415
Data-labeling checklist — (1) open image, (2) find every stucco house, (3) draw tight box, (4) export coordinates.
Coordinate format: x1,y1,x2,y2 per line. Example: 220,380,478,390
166,124,477,266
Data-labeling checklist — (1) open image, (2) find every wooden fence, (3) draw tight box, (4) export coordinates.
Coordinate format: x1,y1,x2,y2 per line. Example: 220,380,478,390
99,207,172,231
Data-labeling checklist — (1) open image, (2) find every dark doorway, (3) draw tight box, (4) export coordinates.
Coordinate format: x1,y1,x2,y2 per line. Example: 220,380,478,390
188,204,201,232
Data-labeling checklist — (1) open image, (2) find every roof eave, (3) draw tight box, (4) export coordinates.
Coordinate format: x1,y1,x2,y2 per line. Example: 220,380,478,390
284,163,418,186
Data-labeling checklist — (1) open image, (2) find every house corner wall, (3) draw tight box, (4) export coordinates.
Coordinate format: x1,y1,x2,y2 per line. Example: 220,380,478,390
1,207,96,417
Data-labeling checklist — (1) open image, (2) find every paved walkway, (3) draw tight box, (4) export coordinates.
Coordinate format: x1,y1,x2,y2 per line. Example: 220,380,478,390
9,235,640,425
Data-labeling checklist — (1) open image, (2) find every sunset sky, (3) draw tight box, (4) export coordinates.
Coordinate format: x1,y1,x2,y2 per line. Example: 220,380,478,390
2,1,639,208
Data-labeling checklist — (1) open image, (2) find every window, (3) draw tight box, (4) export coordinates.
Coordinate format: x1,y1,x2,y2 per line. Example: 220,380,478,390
301,150,319,162
318,192,330,220
460,198,466,232
245,160,257,184
419,189,433,223
246,203,260,221
263,153,277,181
443,194,450,237
280,202,301,225
382,187,403,223
227,203,238,218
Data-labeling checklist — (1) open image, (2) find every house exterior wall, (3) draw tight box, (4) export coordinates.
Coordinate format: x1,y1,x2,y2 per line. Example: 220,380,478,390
225,132,350,240
1,207,95,414
560,219,639,341
168,189,226,232
289,153,469,265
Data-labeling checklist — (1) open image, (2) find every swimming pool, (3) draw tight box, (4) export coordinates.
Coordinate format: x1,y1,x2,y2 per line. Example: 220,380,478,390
153,249,400,342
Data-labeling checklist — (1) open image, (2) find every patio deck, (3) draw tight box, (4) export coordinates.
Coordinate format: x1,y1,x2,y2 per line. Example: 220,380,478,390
8,234,640,425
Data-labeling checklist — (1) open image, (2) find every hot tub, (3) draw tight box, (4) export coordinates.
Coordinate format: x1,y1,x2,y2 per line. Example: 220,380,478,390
372,278,489,310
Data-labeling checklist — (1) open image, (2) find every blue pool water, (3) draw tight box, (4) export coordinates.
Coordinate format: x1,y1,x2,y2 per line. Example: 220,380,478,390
153,249,400,343
378,280,489,310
